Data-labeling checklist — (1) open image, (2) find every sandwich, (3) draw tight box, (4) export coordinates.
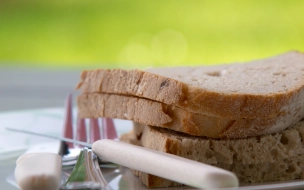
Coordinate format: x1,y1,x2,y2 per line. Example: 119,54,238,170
76,51,304,187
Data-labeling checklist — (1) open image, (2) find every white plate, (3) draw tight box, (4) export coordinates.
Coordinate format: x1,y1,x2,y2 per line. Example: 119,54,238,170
1,108,304,190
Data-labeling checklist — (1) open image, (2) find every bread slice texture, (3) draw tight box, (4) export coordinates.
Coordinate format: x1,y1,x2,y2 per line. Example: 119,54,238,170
120,121,304,188
77,51,304,119
141,122,304,165
78,92,304,138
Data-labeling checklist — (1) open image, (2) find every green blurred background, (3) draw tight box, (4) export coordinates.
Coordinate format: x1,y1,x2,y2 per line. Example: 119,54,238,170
1,0,303,69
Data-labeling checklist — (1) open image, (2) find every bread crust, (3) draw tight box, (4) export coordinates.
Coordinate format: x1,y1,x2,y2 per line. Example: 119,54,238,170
77,51,304,119
78,93,304,138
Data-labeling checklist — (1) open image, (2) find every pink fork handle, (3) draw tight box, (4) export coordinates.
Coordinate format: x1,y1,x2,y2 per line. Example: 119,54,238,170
63,93,74,148
89,118,101,143
76,117,87,144
102,118,118,140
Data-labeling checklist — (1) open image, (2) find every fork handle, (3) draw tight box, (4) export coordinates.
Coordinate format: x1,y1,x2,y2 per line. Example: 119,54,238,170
92,139,239,189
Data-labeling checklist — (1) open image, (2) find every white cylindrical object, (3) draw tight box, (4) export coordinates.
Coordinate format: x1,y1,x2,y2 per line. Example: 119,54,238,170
92,139,239,189
15,153,62,190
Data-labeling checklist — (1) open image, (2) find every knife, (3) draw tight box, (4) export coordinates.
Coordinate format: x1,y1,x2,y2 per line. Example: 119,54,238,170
6,127,239,189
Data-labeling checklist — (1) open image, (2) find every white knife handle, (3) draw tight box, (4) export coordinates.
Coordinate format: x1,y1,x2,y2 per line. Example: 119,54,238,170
15,153,62,190
92,139,239,189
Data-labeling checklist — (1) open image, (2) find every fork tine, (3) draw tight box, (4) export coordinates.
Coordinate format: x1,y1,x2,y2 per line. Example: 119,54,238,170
99,118,105,139
89,118,101,144
102,118,118,140
76,117,87,147
63,93,74,148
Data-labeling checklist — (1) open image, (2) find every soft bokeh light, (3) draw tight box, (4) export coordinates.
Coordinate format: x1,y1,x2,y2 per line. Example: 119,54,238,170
0,0,303,68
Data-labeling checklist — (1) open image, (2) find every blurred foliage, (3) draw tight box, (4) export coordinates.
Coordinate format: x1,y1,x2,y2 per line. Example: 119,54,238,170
0,0,303,68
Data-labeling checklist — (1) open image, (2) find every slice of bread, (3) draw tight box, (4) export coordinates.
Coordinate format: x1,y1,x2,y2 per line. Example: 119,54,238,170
77,51,304,119
120,121,304,188
141,122,304,165
78,93,304,138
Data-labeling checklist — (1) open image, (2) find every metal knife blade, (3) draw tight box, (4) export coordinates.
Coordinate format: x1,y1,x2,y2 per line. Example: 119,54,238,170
6,127,92,148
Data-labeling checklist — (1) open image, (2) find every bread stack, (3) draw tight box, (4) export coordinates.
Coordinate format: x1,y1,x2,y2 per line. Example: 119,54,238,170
77,51,304,188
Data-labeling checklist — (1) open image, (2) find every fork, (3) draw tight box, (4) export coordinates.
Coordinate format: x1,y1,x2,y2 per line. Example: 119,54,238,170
61,148,111,190
60,93,118,168
60,93,117,189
